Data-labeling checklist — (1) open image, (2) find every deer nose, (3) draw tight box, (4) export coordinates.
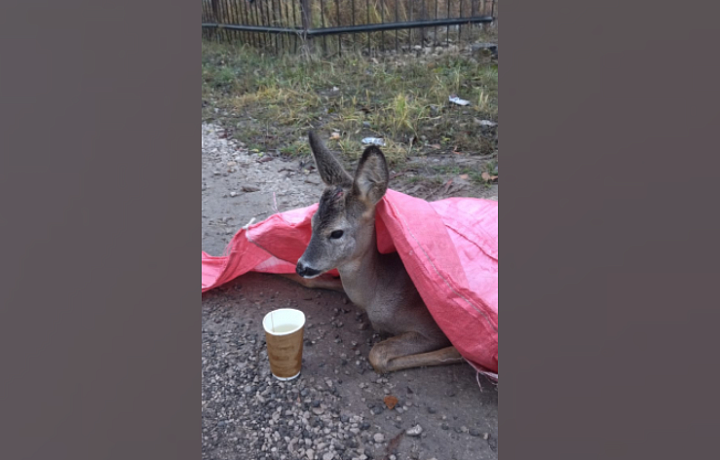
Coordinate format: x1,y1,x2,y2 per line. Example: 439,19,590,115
296,261,320,278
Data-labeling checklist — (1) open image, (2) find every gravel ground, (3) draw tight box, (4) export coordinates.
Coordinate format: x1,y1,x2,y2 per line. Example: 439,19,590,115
202,124,498,460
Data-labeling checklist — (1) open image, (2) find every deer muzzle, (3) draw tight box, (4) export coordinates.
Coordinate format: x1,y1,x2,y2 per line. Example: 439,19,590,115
296,261,321,279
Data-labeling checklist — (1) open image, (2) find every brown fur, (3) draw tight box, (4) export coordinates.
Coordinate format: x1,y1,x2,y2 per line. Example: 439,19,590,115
290,131,464,374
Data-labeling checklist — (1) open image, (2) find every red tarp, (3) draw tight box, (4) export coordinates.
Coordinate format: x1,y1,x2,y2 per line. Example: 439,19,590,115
202,189,498,379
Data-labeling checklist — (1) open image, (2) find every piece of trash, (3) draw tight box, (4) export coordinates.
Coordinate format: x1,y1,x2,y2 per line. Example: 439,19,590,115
459,174,469,180
330,132,341,140
475,119,497,127
481,172,498,182
449,95,470,106
362,137,385,146
332,86,339,92
383,395,399,410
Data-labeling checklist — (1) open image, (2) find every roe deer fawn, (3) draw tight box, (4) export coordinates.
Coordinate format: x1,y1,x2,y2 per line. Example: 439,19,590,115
290,131,465,374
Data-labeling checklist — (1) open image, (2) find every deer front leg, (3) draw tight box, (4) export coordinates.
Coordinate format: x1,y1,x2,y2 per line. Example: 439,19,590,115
368,332,465,374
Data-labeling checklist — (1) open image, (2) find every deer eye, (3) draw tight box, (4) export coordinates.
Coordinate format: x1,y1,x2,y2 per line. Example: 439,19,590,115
330,230,344,239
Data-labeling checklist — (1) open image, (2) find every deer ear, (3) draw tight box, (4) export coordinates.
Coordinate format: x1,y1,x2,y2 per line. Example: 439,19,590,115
308,131,353,187
352,146,389,206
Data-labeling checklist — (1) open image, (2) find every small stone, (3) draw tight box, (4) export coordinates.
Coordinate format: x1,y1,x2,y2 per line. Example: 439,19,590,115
427,407,436,414
306,448,315,460
406,425,423,437
483,432,490,440
373,433,385,443
469,428,481,437
440,422,449,430
229,191,237,197
323,453,334,460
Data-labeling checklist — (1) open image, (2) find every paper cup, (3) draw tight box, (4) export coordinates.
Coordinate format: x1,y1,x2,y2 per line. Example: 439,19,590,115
262,308,306,381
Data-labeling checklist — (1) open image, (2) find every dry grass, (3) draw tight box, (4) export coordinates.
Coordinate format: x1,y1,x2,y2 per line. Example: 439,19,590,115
202,39,497,166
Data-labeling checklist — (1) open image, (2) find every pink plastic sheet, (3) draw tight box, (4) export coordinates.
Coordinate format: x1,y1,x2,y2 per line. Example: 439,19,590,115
202,189,498,377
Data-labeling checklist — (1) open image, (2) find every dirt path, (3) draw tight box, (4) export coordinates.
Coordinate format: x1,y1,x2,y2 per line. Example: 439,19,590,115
202,123,498,460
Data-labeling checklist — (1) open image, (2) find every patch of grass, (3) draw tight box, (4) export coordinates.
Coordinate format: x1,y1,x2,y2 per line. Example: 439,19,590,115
280,139,311,157
202,40,498,165
335,136,363,157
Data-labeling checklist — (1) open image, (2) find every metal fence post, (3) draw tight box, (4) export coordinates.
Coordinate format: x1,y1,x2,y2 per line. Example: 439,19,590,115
301,0,314,52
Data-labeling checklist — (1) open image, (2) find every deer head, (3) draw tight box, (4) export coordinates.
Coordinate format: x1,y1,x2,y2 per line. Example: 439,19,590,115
296,131,389,279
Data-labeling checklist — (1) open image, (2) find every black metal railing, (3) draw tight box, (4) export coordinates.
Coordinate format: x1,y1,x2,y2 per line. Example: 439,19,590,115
202,0,497,54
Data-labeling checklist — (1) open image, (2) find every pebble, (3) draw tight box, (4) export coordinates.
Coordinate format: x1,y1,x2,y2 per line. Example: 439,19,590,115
323,454,334,460
406,425,423,437
306,448,315,460
373,433,385,443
